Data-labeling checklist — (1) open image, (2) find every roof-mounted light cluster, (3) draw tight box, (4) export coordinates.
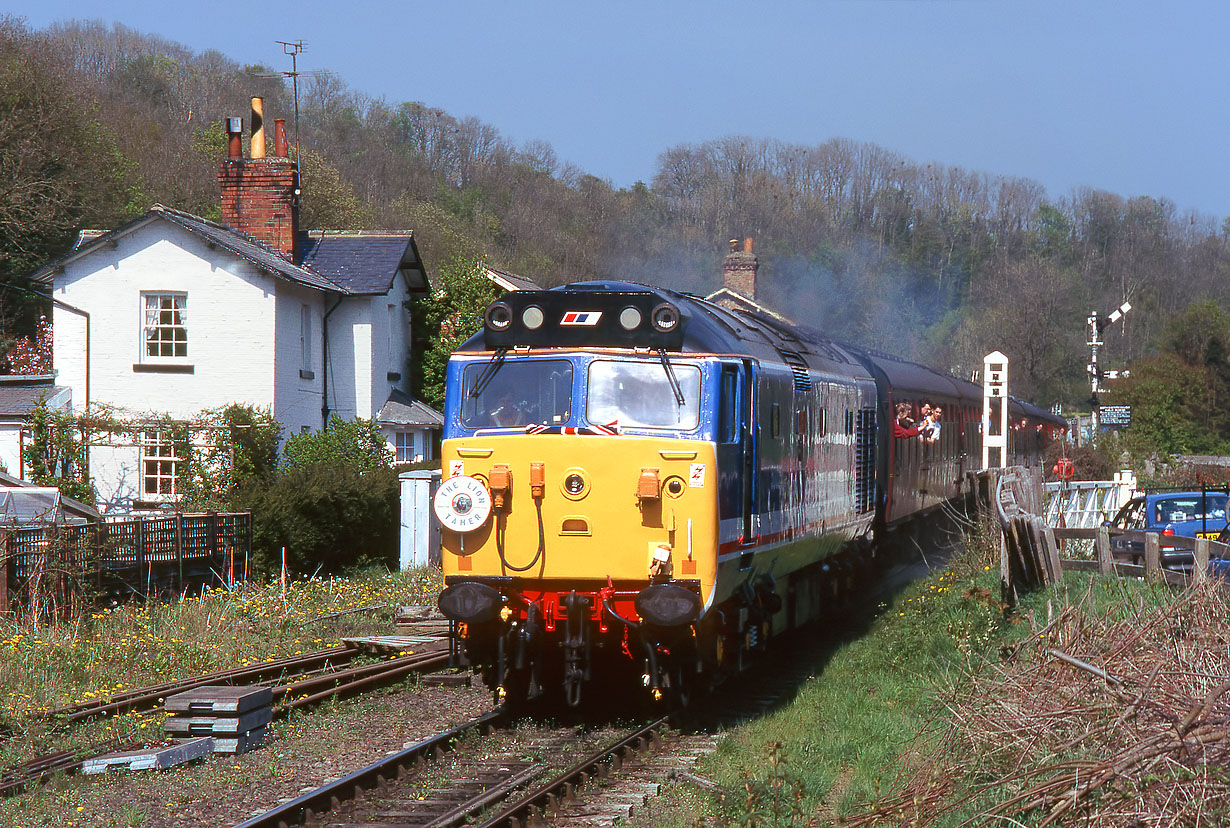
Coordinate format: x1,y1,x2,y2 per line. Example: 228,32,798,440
481,289,688,350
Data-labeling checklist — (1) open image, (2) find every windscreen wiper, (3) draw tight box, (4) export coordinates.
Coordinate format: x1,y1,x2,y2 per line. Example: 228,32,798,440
657,348,685,406
469,347,508,397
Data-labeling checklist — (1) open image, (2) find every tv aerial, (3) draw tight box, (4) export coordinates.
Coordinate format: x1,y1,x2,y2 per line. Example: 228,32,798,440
247,40,334,167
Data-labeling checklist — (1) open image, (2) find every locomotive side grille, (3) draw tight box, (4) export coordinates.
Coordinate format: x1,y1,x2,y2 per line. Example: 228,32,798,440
778,350,813,392
789,364,812,392
854,406,876,513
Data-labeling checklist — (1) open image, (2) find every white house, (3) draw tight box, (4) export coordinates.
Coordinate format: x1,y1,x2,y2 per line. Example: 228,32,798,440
28,113,442,511
0,376,70,480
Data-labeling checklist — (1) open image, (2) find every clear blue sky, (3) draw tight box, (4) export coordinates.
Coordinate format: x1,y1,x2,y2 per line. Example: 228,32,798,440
12,0,1230,220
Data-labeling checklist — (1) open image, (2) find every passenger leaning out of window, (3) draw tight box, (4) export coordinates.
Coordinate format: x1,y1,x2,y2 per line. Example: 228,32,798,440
924,406,943,444
893,402,923,439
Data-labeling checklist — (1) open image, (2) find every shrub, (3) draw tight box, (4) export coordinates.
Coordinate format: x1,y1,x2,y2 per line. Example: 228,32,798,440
242,464,399,577
280,415,388,473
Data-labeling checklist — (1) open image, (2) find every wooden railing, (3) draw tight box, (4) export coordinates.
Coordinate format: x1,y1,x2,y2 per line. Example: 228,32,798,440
991,466,1230,602
0,512,252,618
1052,528,1230,588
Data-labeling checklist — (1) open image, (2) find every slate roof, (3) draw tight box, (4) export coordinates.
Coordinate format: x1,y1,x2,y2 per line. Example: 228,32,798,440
377,389,443,428
0,379,70,419
484,265,541,292
299,233,427,295
704,286,793,324
29,205,344,294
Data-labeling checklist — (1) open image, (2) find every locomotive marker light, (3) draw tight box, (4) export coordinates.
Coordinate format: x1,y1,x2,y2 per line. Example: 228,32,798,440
619,306,643,330
561,468,590,500
434,475,492,533
651,302,680,332
521,305,545,330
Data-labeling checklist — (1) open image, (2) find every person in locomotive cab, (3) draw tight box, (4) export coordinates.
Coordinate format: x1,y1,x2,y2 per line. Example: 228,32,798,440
491,392,526,427
893,402,923,439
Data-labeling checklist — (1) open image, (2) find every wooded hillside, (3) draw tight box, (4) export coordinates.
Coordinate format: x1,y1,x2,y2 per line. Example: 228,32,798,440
1,17,1227,428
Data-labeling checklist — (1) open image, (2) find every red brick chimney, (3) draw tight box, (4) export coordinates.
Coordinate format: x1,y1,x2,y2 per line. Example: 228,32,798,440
722,236,758,299
218,97,300,260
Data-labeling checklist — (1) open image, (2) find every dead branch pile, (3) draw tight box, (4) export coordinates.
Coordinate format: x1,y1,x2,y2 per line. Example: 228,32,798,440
847,580,1230,827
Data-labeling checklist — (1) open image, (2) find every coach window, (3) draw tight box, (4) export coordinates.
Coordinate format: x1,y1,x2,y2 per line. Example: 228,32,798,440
587,359,701,430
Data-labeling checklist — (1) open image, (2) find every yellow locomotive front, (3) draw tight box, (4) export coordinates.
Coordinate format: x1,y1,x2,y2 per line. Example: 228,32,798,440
440,434,717,592
434,288,726,706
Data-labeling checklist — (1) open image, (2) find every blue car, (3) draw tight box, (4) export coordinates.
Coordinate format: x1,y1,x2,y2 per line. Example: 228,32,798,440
1106,491,1229,570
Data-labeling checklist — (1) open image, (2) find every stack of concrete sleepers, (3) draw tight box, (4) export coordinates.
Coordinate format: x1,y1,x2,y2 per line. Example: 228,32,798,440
164,686,272,754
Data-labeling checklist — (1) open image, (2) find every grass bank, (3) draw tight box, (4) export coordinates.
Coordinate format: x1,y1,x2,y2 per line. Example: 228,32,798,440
636,516,1182,827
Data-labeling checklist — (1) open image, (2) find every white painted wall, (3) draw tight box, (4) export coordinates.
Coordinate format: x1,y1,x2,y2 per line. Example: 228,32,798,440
53,223,279,419
48,218,417,511
90,440,144,512
384,277,412,397
325,297,369,421
0,423,23,478
273,284,327,435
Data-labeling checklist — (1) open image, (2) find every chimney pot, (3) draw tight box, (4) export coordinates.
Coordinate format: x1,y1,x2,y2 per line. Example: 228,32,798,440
743,237,754,253
274,119,289,158
250,97,266,159
226,117,243,159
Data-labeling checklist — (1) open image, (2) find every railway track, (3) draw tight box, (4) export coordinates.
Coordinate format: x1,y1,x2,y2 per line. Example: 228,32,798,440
231,711,719,828
2,647,452,798
43,645,363,724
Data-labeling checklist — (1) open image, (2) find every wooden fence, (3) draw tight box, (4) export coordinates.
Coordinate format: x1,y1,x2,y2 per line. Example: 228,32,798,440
991,467,1230,603
0,512,252,618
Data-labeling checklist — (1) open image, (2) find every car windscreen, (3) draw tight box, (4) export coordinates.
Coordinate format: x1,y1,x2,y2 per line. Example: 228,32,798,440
460,359,573,428
586,359,701,430
1154,494,1228,524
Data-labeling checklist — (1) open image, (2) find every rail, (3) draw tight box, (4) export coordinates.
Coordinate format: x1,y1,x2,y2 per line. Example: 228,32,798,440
230,709,509,828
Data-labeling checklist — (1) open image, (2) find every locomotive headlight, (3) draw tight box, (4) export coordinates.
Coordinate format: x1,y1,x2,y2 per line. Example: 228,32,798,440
619,306,643,330
521,305,545,330
561,467,591,500
484,301,513,331
650,302,680,332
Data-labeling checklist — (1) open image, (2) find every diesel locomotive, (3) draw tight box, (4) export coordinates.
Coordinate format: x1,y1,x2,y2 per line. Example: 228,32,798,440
433,281,1064,707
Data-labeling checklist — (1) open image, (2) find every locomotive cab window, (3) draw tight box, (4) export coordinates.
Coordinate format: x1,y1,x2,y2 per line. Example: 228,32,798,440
587,359,701,430
460,359,573,428
719,366,740,443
